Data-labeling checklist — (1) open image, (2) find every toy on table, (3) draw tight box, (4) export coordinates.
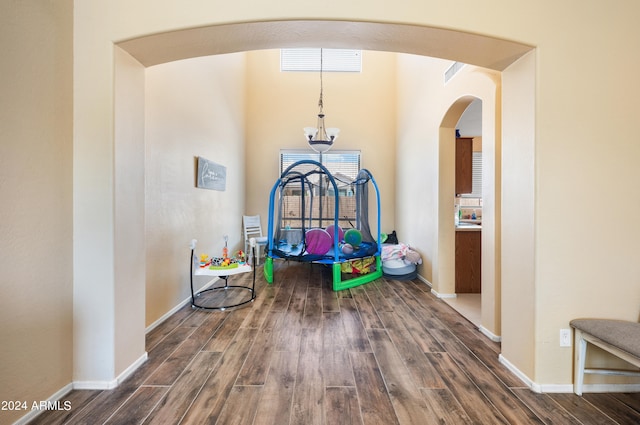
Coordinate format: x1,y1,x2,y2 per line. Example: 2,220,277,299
235,250,246,264
222,234,229,259
209,256,239,270
199,254,209,268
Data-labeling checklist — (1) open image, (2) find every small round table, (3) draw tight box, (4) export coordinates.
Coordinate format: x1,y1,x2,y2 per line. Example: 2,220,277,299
189,242,256,311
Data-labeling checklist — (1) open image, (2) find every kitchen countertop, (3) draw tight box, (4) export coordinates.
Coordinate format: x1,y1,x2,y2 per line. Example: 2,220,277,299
456,221,482,231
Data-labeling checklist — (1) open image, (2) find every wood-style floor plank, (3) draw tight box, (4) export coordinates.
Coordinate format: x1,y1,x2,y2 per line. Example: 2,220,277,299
325,386,363,425
215,386,262,425
322,312,354,387
350,351,401,425
366,328,434,425
429,327,544,424
141,351,222,425
351,286,384,329
252,350,298,425
290,328,325,425
28,262,640,425
426,351,510,424
583,393,640,424
512,388,583,425
144,313,227,386
180,328,258,425
340,298,372,353
201,310,243,352
548,393,619,425
419,388,474,425
377,311,444,389
104,386,168,425
302,287,323,328
235,311,283,386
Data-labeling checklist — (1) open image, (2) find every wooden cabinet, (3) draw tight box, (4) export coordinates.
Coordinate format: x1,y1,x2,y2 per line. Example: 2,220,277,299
455,137,473,195
455,230,481,293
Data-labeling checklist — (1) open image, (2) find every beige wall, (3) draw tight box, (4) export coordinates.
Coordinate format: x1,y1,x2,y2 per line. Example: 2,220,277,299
114,47,147,375
501,51,537,379
145,54,247,325
4,1,640,422
244,50,396,233
0,1,74,423
396,57,502,336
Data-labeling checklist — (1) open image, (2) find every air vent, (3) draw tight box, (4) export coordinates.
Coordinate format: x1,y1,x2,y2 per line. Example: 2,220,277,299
445,61,465,83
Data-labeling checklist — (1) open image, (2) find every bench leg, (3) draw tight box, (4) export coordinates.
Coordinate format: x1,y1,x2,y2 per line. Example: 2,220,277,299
574,328,587,396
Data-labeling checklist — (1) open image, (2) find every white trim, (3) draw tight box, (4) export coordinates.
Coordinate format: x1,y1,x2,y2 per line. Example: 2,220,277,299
417,275,457,299
534,383,572,393
72,352,148,390
498,354,538,391
575,383,640,393
72,378,118,391
145,277,218,334
479,326,501,342
534,383,640,393
498,354,640,393
13,278,221,424
11,383,74,425
430,288,457,299
416,274,432,288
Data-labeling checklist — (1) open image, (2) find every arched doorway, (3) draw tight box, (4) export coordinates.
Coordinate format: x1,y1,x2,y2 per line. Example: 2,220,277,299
437,72,501,340
78,19,532,384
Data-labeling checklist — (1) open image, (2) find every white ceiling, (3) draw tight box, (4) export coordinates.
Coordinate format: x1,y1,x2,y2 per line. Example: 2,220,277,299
457,98,482,137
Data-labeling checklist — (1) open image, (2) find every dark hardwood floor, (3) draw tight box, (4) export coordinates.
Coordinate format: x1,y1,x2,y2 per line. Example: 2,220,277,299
30,261,640,424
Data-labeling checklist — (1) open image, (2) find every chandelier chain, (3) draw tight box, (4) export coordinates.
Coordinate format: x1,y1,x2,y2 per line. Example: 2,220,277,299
318,49,324,113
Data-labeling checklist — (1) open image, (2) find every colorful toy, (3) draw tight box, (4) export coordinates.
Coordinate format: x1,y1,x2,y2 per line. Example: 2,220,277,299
209,256,239,270
235,249,246,263
341,243,354,255
222,234,229,259
344,228,362,248
325,224,344,244
264,160,382,292
305,228,332,255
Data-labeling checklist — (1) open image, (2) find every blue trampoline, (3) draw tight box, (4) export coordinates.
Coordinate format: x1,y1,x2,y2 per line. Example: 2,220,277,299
263,160,383,291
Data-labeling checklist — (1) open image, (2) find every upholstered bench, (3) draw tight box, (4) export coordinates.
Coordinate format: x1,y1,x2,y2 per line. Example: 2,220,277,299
570,318,640,395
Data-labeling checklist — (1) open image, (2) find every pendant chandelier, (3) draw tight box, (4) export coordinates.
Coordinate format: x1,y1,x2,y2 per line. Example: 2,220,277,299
304,49,340,153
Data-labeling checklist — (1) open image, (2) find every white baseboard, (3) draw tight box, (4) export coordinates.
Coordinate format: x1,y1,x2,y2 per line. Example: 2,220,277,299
578,383,640,393
416,274,432,288
415,274,456,298
145,277,218,334
498,354,538,391
11,383,74,425
72,379,119,390
431,288,457,299
498,354,640,393
12,279,219,424
479,326,502,342
73,351,148,390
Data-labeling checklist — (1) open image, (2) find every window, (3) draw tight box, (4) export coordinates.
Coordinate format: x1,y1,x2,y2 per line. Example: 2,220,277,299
279,150,361,180
280,48,362,72
459,151,482,198
279,150,361,229
471,152,482,196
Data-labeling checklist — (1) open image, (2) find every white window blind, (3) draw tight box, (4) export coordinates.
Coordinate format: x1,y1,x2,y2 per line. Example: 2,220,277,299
280,48,362,72
471,152,482,196
279,150,361,181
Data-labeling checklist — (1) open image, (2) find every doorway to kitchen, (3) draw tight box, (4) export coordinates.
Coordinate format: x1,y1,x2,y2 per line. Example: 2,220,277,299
449,99,483,328
438,84,501,341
